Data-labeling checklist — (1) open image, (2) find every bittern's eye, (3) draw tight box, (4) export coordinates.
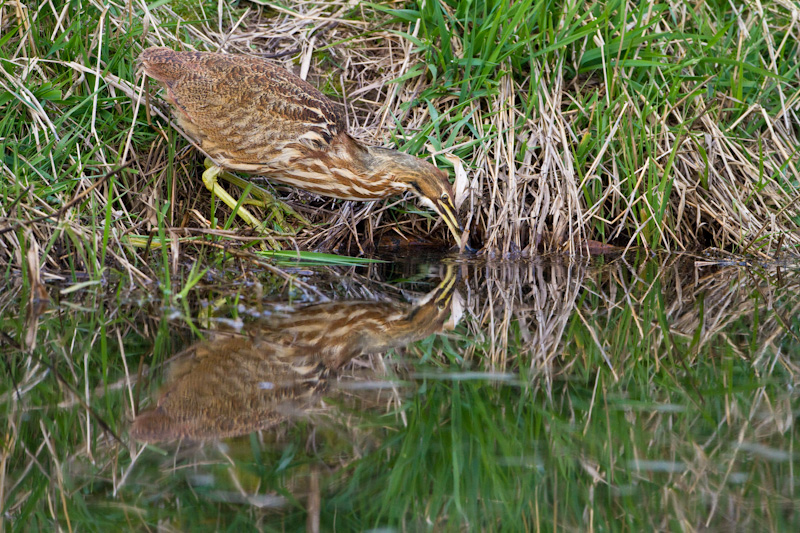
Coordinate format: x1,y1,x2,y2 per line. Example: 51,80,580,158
441,193,449,201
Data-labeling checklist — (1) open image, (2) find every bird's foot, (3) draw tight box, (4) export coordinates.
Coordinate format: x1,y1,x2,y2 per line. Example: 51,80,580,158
205,160,311,233
201,162,281,248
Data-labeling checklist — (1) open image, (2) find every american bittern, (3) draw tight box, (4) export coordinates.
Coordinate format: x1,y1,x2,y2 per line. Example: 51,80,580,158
138,47,463,245
131,270,458,442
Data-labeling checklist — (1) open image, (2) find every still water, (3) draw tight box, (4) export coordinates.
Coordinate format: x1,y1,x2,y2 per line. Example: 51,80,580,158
2,254,798,530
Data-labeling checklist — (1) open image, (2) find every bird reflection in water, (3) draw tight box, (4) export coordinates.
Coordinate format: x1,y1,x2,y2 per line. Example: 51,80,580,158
131,270,458,442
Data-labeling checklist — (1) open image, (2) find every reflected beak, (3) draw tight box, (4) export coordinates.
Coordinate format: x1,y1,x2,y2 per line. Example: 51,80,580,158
417,264,457,306
435,265,458,305
434,197,464,245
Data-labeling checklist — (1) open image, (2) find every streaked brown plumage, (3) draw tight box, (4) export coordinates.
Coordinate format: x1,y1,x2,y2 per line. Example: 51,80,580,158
138,47,463,244
131,271,458,441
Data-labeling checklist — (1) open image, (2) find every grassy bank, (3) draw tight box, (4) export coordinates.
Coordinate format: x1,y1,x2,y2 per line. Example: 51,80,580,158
1,0,799,278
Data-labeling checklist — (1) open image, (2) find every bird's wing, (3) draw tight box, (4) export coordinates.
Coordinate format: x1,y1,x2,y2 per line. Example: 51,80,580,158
139,47,345,164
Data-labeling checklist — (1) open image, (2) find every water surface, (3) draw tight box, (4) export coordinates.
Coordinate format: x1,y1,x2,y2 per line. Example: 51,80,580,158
2,254,798,530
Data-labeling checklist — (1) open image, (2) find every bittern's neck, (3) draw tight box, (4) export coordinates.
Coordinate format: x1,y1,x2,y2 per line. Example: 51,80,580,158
341,136,425,184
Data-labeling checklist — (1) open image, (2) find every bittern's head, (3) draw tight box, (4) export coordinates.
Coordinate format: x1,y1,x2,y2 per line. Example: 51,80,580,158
368,147,463,244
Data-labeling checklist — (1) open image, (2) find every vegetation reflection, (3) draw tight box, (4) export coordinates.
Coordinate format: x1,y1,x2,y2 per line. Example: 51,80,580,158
1,257,798,530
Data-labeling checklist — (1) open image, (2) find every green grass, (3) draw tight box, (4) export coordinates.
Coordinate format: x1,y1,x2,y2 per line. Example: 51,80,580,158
258,250,386,267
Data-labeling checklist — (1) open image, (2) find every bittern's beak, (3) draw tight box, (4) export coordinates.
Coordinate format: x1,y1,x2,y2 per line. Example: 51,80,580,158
434,197,464,245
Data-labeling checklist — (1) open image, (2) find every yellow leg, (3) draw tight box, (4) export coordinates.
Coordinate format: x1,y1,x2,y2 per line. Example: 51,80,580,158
201,163,265,229
203,159,311,231
218,171,311,228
